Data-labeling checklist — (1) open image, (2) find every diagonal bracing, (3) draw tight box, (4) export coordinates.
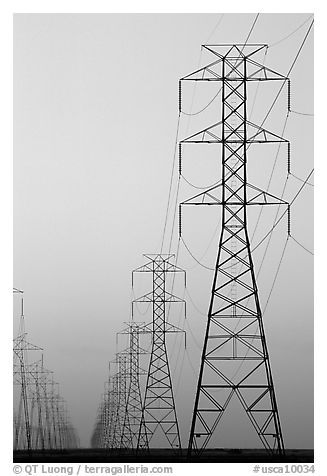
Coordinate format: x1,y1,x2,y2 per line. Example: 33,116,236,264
133,254,186,453
179,45,289,458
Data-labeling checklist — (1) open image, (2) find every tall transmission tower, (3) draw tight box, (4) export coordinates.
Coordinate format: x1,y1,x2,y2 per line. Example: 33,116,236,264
179,44,290,457
13,289,43,452
118,321,148,451
133,254,186,452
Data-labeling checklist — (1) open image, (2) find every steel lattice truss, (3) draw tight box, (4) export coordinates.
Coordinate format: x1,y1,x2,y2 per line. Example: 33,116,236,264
13,290,79,451
133,254,186,452
13,331,43,451
179,45,289,457
111,354,129,449
93,323,149,452
92,377,115,449
101,379,114,448
119,322,148,451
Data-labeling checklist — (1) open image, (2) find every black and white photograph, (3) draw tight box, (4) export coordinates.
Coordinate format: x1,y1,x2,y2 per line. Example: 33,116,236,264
8,7,316,473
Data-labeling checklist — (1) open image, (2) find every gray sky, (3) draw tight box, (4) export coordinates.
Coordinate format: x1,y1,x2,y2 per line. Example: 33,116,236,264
14,13,313,448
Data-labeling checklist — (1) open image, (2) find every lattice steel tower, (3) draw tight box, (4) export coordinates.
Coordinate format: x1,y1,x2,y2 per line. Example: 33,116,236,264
111,353,129,449
179,45,290,457
133,254,186,452
118,321,148,451
13,289,43,451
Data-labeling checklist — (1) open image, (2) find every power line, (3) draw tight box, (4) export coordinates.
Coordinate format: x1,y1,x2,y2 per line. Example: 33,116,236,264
160,113,181,253
174,347,187,397
184,50,204,136
263,236,289,314
180,173,221,190
257,174,289,278
185,347,198,378
290,170,314,206
180,236,214,271
289,234,314,256
269,15,313,48
252,169,314,253
244,13,260,45
168,179,182,255
204,14,225,43
250,111,290,242
260,19,314,129
185,288,207,317
290,171,314,187
286,19,314,76
184,317,203,349
179,220,220,272
290,109,314,117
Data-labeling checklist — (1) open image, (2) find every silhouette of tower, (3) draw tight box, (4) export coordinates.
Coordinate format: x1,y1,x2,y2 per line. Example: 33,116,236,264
13,289,43,451
111,353,129,449
133,254,186,452
118,321,148,451
179,45,290,457
13,289,79,451
91,376,114,449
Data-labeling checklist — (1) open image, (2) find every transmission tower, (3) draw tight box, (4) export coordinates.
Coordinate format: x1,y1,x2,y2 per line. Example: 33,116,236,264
13,289,43,451
111,353,129,449
133,254,186,452
29,360,46,450
27,357,56,449
118,321,148,451
13,289,79,452
91,402,105,448
101,378,113,449
103,373,119,450
48,380,62,450
179,44,290,457
38,358,56,449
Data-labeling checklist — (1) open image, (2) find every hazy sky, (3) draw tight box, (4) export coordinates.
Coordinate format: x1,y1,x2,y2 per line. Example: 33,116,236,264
14,13,313,449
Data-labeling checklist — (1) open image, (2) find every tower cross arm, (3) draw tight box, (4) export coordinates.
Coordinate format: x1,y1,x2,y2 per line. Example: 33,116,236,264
180,184,289,207
132,291,186,303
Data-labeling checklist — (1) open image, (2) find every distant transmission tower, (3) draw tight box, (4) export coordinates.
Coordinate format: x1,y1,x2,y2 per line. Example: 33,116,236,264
91,376,113,449
118,321,148,451
13,289,79,451
111,353,129,449
179,44,290,457
133,254,186,452
13,289,43,451
103,377,114,449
